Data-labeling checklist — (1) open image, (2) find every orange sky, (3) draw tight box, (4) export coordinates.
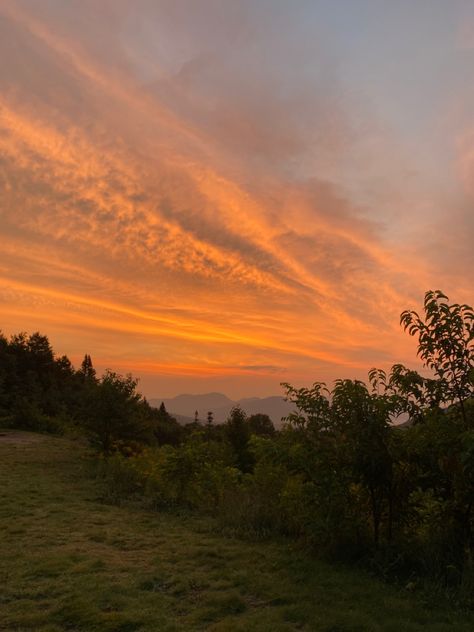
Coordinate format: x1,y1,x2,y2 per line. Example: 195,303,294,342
1,1,473,398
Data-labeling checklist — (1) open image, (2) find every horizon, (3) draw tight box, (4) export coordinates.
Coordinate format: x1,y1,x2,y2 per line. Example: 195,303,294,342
1,1,473,400
149,392,284,402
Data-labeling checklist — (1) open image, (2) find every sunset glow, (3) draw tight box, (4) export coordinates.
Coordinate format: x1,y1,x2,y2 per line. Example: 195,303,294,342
1,0,473,398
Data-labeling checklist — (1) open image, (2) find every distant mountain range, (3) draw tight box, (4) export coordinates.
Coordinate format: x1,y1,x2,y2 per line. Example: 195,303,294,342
148,392,296,428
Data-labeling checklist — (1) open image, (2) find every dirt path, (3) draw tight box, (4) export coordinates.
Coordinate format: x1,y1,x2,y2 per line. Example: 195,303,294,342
0,429,45,444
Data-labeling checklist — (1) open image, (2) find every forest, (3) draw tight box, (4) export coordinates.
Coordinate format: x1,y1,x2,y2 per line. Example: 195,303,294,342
1,290,473,605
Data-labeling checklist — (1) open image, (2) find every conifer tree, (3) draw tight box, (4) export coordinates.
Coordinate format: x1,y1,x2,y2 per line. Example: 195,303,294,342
79,354,97,382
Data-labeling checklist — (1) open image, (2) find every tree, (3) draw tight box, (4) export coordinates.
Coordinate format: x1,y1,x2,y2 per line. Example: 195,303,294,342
372,364,445,424
84,370,148,453
248,413,275,437
333,379,396,545
206,411,214,441
0,332,9,415
283,377,399,546
79,354,97,383
225,406,252,472
400,290,474,426
6,332,60,416
152,401,182,446
399,291,474,571
281,381,331,432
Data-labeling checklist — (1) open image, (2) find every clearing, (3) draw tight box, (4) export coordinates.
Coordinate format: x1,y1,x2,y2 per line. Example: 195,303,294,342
1,431,473,631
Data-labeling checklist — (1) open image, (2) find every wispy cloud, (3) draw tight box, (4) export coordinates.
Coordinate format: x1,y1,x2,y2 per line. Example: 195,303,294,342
0,0,472,397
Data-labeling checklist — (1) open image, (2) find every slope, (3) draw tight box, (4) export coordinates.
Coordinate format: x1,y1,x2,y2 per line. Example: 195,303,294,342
0,431,472,631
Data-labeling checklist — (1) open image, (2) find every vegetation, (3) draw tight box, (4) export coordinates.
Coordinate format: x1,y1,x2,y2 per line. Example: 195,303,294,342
2,431,473,631
0,333,183,450
1,289,473,621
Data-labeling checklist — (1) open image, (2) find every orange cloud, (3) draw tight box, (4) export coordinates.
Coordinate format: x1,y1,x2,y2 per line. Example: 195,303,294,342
0,1,469,398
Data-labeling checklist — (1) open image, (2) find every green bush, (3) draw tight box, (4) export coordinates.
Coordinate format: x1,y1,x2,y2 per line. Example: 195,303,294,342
10,399,65,434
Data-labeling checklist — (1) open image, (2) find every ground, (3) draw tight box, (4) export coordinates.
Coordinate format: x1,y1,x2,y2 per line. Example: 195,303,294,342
0,430,473,631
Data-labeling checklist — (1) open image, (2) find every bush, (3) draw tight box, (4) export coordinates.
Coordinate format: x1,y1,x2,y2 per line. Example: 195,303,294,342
10,399,65,434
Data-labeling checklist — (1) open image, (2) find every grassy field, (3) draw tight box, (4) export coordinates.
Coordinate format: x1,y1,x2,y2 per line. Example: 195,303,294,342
1,431,473,631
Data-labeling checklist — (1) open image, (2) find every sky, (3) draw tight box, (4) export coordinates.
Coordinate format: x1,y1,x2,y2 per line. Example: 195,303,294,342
0,0,473,399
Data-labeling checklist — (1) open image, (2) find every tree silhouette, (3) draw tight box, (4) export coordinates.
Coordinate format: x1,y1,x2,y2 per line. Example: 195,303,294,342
248,413,275,436
225,406,252,471
79,354,96,382
151,401,182,446
84,370,147,453
401,290,474,426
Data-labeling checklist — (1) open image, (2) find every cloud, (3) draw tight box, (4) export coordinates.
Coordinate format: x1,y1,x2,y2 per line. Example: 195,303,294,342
0,0,471,397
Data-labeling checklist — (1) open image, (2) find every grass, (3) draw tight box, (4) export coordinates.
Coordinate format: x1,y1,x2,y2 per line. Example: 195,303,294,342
0,430,473,631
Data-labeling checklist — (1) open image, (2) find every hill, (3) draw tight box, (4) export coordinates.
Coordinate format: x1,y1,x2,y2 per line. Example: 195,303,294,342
149,393,295,427
1,430,472,631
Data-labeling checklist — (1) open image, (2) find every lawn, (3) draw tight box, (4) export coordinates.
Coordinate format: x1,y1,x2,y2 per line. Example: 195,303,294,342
0,430,472,631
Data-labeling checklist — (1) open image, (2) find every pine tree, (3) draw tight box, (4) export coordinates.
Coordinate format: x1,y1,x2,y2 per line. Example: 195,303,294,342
79,354,96,382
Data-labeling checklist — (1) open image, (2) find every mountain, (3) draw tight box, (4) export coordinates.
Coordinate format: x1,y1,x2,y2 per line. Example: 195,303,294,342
236,396,295,425
149,393,296,428
150,392,234,418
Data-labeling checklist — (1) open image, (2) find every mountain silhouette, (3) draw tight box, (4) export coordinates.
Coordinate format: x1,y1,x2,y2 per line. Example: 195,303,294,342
149,393,295,428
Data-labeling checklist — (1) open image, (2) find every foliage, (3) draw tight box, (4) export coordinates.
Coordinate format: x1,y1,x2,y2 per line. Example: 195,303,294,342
248,413,275,436
0,331,184,450
282,377,398,547
99,439,238,511
150,401,183,446
78,353,97,383
0,330,77,431
83,370,150,453
224,405,253,472
401,290,474,425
